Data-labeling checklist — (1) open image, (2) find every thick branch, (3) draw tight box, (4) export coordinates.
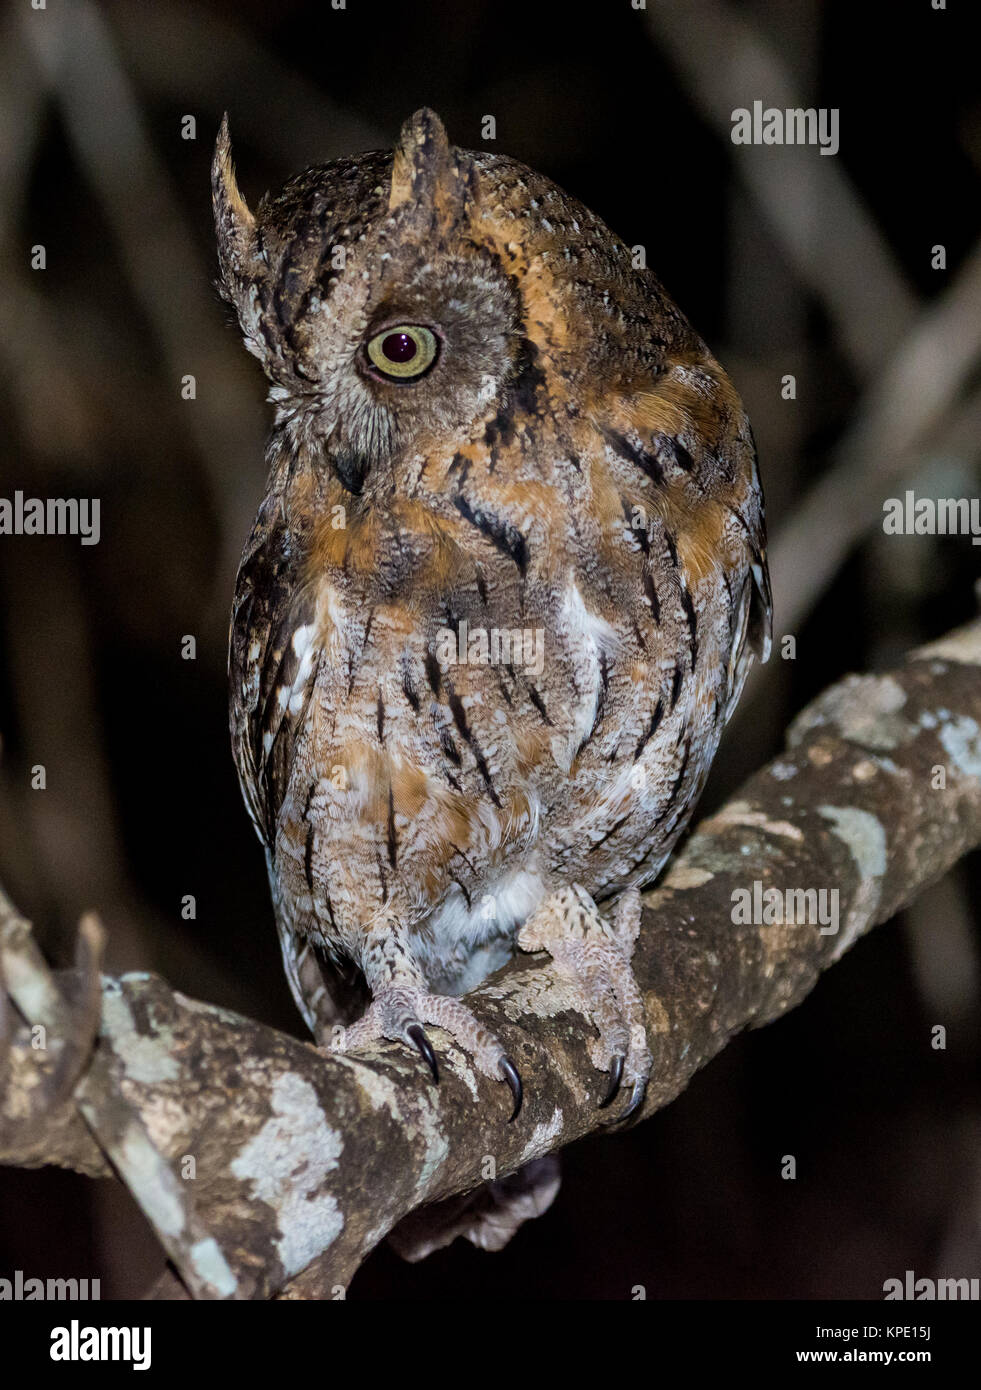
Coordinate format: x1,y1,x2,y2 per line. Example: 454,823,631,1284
2,622,980,1298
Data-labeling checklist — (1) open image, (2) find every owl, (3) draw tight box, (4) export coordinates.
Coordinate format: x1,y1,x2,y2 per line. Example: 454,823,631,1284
215,108,771,1128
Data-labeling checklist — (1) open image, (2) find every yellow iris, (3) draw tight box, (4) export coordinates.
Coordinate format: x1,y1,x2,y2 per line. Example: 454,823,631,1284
365,324,438,379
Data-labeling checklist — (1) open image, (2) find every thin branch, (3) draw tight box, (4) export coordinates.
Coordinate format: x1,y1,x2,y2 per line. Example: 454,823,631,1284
104,0,385,170
770,244,981,636
20,0,265,603
0,899,243,1299
2,620,981,1298
645,0,918,374
645,0,981,643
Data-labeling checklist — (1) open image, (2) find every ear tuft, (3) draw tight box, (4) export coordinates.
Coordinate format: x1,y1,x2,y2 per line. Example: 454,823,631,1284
389,108,475,229
213,115,260,294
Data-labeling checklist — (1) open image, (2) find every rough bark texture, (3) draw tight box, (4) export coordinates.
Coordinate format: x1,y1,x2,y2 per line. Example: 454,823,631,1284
2,621,980,1299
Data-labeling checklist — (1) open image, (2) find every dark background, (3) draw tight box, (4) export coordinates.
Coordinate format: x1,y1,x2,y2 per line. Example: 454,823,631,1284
1,0,979,1299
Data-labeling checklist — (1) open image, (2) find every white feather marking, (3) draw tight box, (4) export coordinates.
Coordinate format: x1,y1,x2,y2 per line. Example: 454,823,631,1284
426,866,547,960
555,582,622,765
292,623,314,659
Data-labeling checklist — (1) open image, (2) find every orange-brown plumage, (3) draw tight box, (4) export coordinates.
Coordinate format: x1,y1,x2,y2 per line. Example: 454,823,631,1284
217,108,771,1173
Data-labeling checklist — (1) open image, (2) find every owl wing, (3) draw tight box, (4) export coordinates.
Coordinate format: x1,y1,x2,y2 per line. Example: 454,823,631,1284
721,431,772,724
230,494,368,1036
229,491,320,849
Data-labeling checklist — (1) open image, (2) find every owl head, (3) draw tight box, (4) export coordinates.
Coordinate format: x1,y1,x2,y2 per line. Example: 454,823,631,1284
213,108,532,491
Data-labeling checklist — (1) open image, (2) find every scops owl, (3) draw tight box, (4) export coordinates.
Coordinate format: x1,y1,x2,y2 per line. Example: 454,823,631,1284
216,109,771,1126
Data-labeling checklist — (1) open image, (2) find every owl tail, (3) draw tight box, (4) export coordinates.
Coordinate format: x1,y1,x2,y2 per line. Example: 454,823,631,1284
388,107,477,235
387,1156,562,1261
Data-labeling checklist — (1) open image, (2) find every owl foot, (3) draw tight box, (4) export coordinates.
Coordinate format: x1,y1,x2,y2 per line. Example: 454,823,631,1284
330,986,523,1120
518,884,651,1120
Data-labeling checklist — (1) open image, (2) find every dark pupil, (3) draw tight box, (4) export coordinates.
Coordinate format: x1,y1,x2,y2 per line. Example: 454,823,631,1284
381,331,417,364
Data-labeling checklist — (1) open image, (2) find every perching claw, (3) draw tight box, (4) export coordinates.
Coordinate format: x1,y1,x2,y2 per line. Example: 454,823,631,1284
620,1079,647,1122
597,1054,624,1110
499,1055,523,1121
407,1022,439,1084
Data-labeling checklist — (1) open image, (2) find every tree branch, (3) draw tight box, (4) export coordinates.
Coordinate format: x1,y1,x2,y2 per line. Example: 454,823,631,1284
2,621,980,1298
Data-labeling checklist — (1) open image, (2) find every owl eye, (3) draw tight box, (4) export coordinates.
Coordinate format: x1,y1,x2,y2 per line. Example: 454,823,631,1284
365,324,438,380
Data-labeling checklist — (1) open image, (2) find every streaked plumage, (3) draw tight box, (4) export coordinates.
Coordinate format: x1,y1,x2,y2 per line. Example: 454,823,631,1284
216,108,771,1140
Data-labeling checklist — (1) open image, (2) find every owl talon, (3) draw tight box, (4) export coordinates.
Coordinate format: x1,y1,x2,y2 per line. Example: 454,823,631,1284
407,1023,439,1084
519,884,652,1119
499,1055,523,1121
598,1055,625,1109
334,980,519,1116
620,1079,647,1122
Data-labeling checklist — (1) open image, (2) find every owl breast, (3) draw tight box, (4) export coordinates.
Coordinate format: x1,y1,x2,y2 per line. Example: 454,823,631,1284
246,386,759,998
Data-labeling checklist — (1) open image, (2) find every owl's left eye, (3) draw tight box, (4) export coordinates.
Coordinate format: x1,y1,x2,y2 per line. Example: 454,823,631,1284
365,324,438,381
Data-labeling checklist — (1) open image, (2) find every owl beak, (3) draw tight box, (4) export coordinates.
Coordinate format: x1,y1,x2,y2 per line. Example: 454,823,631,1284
332,451,369,495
